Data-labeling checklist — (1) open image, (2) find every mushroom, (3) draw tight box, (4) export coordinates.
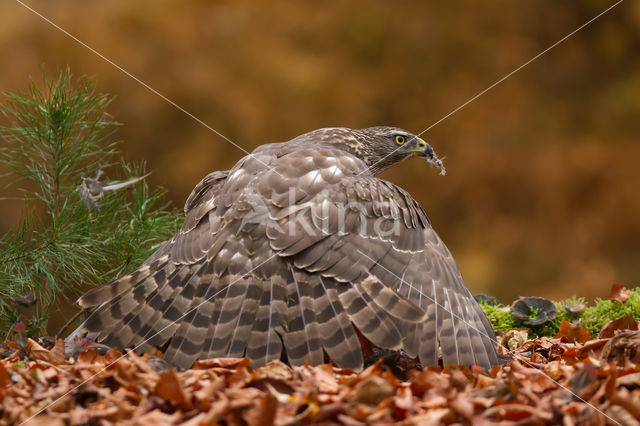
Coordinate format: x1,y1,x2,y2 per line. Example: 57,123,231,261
474,293,499,306
511,296,557,326
564,300,586,314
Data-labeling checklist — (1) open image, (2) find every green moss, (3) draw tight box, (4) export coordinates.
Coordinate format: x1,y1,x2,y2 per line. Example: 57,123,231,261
581,288,640,335
528,306,540,321
479,302,520,332
528,304,568,338
479,288,640,338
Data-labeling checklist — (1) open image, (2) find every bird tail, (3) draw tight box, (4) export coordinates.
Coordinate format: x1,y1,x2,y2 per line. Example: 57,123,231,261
68,255,497,370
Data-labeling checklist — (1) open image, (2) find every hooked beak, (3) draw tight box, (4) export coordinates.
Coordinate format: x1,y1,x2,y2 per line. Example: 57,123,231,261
407,138,446,175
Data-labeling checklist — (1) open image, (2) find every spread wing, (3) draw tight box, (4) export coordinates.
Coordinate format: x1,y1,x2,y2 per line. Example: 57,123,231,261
70,142,497,370
257,146,498,368
72,170,232,353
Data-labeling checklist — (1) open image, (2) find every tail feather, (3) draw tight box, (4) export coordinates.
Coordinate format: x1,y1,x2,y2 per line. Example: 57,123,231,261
356,275,426,323
133,265,196,350
226,280,263,357
314,277,363,371
438,284,459,365
136,262,207,349
469,295,499,367
245,276,287,366
164,270,218,368
72,248,498,371
446,289,474,366
81,263,172,341
459,294,493,368
204,276,247,358
282,270,324,365
101,263,178,349
337,282,403,350
126,266,187,352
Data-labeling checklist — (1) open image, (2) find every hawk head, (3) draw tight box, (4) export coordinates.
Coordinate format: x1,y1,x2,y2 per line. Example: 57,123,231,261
299,126,445,175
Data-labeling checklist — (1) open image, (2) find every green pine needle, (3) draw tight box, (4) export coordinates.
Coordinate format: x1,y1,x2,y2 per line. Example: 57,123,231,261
0,69,181,336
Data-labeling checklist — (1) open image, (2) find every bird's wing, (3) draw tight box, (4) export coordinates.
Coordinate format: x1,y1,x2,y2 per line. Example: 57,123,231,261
73,170,231,351
72,142,496,370
258,146,498,368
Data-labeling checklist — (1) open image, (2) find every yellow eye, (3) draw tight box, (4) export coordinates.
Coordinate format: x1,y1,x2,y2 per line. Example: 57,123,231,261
395,135,405,145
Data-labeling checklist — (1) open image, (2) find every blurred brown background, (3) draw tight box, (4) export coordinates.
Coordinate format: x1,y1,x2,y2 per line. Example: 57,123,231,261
1,0,638,304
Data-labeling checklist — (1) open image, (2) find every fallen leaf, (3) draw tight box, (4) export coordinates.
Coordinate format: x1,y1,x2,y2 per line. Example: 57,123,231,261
556,320,590,344
0,362,10,387
394,387,414,411
575,338,608,358
617,372,640,388
609,283,630,303
305,363,339,394
24,338,54,362
502,329,528,350
104,347,124,363
601,330,640,363
193,357,250,369
49,339,66,363
598,315,638,339
154,369,187,406
243,393,278,426
411,368,449,394
349,375,395,405
21,414,65,426
522,370,557,393
77,349,98,364
450,393,474,420
255,360,293,381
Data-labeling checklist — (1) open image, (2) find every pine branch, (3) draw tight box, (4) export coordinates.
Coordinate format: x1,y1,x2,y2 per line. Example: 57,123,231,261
0,69,181,336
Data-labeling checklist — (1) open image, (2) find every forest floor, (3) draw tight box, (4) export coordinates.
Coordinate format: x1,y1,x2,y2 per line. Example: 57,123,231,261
1,294,639,425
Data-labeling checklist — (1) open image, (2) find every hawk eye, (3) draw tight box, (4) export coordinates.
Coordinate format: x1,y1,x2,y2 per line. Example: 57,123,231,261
395,135,405,145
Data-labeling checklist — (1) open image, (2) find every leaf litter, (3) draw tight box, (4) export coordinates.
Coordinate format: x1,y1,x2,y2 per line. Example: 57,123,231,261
1,290,639,424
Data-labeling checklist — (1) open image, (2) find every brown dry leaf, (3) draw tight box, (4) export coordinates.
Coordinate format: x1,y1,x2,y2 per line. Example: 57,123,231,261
598,315,638,339
601,330,640,363
103,347,124,363
475,374,496,388
617,372,640,388
349,375,395,406
502,329,529,350
450,393,475,421
0,362,10,387
605,372,640,420
22,414,65,426
394,387,414,411
411,368,449,393
521,371,558,393
242,393,278,426
484,402,553,422
49,339,66,363
255,360,293,381
556,320,591,344
529,352,548,364
575,338,609,358
4,322,640,425
306,363,340,394
609,283,630,303
24,338,54,362
77,349,98,364
154,369,187,406
406,408,452,424
193,357,249,369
